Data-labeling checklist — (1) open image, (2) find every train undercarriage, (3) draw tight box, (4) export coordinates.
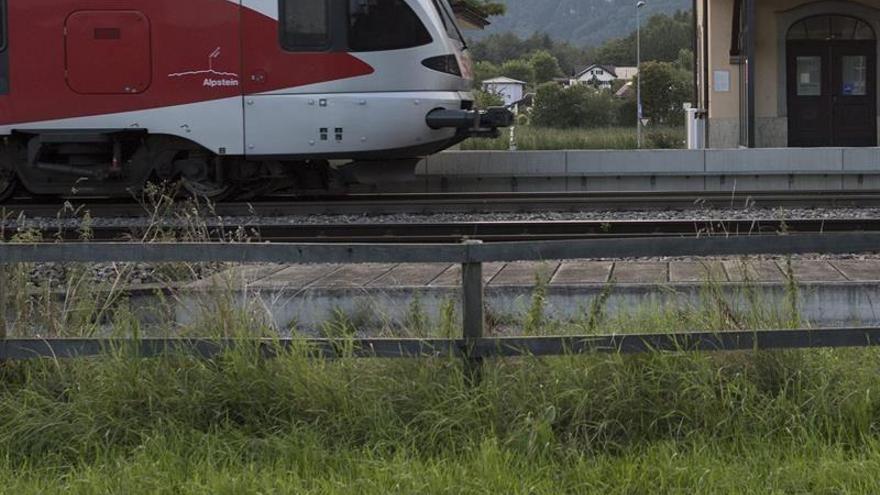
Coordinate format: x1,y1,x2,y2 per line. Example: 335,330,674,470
0,131,433,202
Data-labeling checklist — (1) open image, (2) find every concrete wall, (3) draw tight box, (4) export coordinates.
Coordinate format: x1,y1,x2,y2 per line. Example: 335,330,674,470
408,149,880,193
700,0,880,147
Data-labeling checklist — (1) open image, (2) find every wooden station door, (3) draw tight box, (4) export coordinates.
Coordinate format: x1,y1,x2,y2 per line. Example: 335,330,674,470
787,15,877,147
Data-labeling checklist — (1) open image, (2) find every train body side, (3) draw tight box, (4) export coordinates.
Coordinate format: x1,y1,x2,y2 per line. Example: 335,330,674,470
0,0,471,158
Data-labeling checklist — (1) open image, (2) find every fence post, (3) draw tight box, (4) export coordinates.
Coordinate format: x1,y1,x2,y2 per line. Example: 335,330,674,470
0,262,6,341
461,240,484,379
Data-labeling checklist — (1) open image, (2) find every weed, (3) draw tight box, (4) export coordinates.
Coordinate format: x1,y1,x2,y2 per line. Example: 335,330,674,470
438,298,458,339
523,272,548,334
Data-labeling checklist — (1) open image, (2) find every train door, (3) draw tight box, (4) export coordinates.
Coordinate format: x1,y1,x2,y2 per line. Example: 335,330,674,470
240,0,373,156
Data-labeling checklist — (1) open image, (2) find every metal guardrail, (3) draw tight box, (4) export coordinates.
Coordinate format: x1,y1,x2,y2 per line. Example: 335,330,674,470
2,232,880,361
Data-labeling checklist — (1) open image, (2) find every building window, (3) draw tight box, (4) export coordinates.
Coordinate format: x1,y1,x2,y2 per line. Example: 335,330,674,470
280,0,331,51
787,15,875,41
795,56,822,96
348,0,432,52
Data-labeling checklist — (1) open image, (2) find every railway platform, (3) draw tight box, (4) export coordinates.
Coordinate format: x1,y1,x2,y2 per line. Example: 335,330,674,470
177,257,880,331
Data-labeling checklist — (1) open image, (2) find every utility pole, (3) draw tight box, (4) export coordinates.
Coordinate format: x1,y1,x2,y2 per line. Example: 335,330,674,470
636,0,646,148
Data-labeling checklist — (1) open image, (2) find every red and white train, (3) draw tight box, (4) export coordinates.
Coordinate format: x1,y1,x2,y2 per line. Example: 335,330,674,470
0,0,510,200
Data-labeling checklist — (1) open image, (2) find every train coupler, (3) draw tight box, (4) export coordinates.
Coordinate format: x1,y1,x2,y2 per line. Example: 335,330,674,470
426,107,515,139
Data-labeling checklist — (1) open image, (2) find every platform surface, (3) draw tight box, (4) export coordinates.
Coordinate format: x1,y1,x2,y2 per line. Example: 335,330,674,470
201,258,880,289
178,258,880,329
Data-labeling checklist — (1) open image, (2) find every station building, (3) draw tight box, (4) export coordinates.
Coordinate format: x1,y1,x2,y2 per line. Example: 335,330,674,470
696,0,880,147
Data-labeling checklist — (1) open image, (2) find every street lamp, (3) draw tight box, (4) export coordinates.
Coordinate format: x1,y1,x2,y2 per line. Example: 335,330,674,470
636,0,646,148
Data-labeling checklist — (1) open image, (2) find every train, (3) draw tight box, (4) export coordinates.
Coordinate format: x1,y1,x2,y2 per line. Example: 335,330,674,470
0,0,512,200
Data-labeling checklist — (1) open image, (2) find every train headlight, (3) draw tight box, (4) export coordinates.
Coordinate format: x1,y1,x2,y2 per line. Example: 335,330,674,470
421,55,462,77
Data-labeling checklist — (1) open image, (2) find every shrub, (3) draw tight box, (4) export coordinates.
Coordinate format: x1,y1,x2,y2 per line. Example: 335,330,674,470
616,96,638,127
637,61,693,126
532,83,617,128
474,90,504,109
647,130,685,149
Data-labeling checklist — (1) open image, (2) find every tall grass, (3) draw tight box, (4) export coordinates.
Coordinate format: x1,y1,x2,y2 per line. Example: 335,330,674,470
461,125,686,150
0,291,878,492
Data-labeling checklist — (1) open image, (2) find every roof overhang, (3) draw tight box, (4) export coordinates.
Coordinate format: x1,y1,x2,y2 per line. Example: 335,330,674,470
450,1,491,29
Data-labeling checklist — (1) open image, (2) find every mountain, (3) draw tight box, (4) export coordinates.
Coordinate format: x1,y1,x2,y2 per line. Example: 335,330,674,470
476,0,692,48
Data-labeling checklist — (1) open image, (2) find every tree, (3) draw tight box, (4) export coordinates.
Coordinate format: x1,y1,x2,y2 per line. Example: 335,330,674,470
676,48,694,71
532,83,617,128
529,50,562,84
474,90,504,108
473,61,500,85
500,59,534,85
588,11,693,66
468,32,589,75
532,83,576,128
637,61,692,126
463,0,505,17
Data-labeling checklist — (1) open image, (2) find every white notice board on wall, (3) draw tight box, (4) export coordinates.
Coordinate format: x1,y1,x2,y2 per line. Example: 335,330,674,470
713,70,730,92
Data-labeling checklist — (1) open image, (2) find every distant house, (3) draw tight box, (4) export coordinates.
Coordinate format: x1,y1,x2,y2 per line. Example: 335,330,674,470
482,77,526,107
574,64,618,89
614,66,639,81
552,77,577,87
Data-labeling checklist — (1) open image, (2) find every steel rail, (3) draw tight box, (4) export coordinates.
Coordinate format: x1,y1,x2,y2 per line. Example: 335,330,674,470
10,218,880,243
5,189,880,218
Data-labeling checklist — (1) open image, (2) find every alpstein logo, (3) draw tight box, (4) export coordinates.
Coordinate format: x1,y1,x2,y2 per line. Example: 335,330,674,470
168,47,240,88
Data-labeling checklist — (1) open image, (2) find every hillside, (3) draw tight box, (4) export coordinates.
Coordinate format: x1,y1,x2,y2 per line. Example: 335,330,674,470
476,0,692,48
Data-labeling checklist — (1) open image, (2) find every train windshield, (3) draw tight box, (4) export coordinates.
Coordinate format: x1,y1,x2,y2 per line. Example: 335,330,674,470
432,0,467,47
349,0,433,51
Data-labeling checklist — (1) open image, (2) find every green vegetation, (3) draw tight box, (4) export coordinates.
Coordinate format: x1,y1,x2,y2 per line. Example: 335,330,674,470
462,125,685,150
470,11,693,78
531,83,623,128
474,0,690,49
639,60,694,126
2,297,880,492
460,0,506,17
470,32,589,78
588,10,694,66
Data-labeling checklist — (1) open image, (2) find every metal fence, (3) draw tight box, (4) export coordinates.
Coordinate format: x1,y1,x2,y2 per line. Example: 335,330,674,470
3,232,880,361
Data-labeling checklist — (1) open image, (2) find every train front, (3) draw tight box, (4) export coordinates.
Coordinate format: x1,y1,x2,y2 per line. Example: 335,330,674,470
280,0,512,161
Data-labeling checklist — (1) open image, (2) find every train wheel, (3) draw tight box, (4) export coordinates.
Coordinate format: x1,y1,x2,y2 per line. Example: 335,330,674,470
0,170,16,203
173,151,235,201
181,178,234,201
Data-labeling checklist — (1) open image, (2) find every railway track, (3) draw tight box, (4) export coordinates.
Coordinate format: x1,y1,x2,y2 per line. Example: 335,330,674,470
5,189,880,218
12,218,880,243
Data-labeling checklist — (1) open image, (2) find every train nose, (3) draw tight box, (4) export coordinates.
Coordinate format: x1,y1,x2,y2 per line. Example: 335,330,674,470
425,107,515,138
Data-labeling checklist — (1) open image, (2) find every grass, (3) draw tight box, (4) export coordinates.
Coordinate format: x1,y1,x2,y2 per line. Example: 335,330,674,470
461,125,686,150
0,290,878,492
2,336,880,492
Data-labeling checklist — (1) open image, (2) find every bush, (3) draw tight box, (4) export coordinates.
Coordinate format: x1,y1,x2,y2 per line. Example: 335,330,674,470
532,83,617,128
616,96,638,127
637,61,693,126
474,90,504,109
647,130,685,149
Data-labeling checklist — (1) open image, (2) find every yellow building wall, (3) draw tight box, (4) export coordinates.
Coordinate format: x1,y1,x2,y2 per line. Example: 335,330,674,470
700,0,880,147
